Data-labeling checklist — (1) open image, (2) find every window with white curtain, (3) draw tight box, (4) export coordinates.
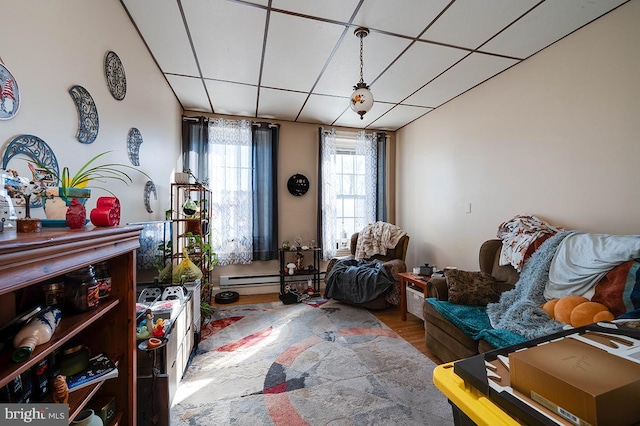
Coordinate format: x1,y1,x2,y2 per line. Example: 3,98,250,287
320,129,382,260
208,119,253,265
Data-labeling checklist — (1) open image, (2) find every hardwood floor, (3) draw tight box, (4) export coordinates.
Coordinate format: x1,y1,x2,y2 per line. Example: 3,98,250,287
211,293,443,365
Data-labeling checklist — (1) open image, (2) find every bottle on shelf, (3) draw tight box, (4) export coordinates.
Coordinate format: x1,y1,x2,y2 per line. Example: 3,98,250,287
12,306,62,362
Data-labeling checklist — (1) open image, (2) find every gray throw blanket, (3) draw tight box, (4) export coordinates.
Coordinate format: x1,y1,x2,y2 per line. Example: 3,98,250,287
486,232,569,339
324,258,393,304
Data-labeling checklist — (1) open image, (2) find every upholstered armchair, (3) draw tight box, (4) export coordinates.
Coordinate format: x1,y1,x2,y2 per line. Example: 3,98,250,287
324,231,410,309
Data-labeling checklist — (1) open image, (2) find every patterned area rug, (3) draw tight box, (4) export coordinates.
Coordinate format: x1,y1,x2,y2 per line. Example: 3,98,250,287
170,299,454,425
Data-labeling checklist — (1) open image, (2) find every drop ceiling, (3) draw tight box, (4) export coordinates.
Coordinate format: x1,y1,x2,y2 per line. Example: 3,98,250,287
121,0,628,131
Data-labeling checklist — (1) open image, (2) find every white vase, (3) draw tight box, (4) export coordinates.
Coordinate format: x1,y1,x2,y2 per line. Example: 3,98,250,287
43,187,91,220
71,409,103,426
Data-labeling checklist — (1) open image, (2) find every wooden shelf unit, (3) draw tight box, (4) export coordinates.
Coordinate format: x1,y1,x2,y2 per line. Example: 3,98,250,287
0,226,141,425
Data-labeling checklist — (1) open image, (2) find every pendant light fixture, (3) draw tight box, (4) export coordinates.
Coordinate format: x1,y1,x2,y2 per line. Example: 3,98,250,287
350,27,374,120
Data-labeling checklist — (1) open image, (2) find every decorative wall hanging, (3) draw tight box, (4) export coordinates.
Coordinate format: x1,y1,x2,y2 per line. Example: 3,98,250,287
68,85,99,144
0,63,20,120
2,135,60,208
287,173,309,196
143,180,156,213
104,51,126,101
127,128,143,166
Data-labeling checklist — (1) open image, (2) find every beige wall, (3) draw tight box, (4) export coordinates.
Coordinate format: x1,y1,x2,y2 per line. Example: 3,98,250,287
396,0,640,272
3,1,181,225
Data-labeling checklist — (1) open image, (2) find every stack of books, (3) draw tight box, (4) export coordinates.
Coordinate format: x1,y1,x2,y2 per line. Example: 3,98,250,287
66,353,118,392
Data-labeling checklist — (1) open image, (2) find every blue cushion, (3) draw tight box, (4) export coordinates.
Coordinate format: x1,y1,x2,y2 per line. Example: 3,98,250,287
425,298,527,349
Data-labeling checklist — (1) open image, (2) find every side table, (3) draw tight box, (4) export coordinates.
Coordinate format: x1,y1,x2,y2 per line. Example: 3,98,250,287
399,272,429,321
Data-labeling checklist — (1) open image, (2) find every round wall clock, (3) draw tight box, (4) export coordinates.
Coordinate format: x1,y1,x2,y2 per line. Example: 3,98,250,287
104,51,127,101
287,174,309,196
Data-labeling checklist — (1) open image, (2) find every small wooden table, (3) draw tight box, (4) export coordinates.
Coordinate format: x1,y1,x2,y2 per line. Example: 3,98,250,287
399,272,429,321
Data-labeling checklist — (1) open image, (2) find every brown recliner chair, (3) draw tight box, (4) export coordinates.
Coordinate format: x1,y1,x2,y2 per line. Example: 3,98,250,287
422,239,520,363
324,231,410,309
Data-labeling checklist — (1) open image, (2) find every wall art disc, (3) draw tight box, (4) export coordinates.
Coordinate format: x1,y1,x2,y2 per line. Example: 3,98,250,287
104,51,126,101
69,85,99,144
287,173,309,196
144,180,157,213
127,127,143,166
0,64,20,120
2,134,59,208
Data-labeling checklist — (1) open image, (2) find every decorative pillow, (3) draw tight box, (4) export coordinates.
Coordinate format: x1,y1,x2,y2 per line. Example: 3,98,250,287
446,269,501,306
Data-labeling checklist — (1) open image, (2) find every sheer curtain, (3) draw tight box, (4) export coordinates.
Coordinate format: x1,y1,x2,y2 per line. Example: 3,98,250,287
319,128,338,260
356,130,377,228
208,118,253,265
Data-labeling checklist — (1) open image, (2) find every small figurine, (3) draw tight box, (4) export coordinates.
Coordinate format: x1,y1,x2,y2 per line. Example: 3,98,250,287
52,375,68,403
295,251,304,270
152,318,166,337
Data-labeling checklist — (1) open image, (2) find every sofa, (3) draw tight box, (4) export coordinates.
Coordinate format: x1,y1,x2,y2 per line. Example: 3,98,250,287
422,239,520,363
423,235,640,363
324,231,410,309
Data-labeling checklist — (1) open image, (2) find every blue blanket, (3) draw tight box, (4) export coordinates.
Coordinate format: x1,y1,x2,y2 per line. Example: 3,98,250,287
324,258,393,303
425,298,527,349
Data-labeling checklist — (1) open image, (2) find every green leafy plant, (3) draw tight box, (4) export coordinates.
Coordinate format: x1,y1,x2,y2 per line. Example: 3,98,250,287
33,151,150,198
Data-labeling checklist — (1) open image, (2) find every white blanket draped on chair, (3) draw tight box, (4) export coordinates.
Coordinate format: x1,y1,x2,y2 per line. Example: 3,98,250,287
355,221,406,259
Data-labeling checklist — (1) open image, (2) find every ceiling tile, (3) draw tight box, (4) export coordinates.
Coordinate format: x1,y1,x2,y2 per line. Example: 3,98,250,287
122,0,199,76
405,53,518,108
166,75,212,112
205,80,258,118
332,101,394,129
261,12,345,92
271,0,360,23
182,0,266,84
421,0,539,50
298,94,350,125
258,88,308,121
372,41,468,104
315,31,412,98
370,104,432,131
482,0,628,58
352,0,451,37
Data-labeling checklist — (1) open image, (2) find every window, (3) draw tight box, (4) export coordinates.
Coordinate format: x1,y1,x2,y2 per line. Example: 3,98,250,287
182,118,278,266
319,129,386,260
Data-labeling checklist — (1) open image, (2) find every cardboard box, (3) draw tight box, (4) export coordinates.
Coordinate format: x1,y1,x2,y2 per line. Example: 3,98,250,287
509,337,640,426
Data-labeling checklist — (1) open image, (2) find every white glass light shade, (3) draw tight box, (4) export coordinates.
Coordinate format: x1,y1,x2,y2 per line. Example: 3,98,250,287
350,85,374,119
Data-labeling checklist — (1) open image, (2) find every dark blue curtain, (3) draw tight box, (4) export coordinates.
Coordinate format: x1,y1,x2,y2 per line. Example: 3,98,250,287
181,117,209,184
375,132,387,222
252,122,279,261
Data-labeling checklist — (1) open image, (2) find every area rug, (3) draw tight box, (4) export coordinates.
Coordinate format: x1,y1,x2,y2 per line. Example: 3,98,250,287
170,298,454,425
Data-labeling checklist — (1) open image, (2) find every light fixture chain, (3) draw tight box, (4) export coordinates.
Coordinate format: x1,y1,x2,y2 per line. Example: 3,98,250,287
359,32,364,84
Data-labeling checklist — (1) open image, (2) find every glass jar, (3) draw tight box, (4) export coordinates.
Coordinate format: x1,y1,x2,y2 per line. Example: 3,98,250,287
43,282,65,307
64,266,99,312
94,262,111,299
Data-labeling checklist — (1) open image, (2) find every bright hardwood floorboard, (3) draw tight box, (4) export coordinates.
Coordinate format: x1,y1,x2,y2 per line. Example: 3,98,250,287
211,292,443,365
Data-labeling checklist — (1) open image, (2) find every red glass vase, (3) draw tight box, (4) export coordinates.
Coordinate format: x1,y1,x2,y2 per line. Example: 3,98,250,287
66,198,87,229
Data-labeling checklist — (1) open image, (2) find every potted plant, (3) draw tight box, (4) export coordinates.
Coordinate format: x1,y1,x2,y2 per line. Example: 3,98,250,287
32,151,149,220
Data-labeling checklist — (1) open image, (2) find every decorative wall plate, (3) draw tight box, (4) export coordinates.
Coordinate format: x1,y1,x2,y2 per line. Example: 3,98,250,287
127,128,143,166
144,180,157,213
2,134,59,208
0,64,20,120
287,173,309,196
69,85,99,144
104,51,126,101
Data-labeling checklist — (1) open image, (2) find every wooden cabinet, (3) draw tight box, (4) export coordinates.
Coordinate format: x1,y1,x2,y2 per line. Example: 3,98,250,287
0,226,141,425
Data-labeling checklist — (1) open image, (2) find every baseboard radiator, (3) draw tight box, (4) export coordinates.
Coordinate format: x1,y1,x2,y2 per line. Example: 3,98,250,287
219,273,325,289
